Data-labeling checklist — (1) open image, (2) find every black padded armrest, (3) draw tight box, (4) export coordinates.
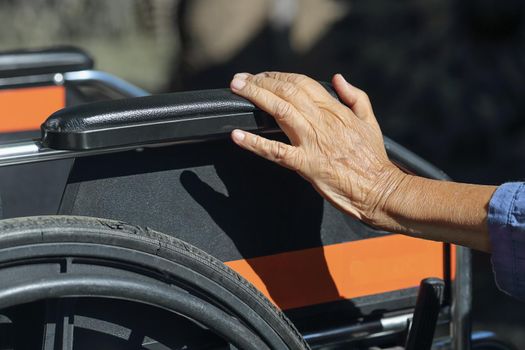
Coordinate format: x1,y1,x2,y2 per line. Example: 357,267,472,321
41,89,280,150
0,46,93,78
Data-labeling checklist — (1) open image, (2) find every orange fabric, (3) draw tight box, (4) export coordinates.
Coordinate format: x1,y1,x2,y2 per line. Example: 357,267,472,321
226,235,445,310
0,85,65,133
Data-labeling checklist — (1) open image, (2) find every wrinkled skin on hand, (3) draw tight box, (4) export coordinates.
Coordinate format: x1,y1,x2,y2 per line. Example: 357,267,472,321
229,72,406,229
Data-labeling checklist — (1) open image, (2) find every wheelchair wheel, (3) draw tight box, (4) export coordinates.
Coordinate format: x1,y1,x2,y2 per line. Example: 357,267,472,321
0,216,309,350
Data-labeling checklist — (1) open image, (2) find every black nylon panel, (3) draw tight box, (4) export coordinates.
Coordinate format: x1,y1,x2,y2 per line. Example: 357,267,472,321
62,137,389,262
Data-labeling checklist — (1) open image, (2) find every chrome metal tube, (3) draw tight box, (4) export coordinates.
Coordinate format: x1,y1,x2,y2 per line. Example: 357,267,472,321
303,313,411,347
452,246,472,350
64,70,149,97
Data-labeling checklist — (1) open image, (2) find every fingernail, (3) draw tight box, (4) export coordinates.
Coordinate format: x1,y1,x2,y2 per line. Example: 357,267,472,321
234,73,249,80
232,129,246,142
231,78,247,91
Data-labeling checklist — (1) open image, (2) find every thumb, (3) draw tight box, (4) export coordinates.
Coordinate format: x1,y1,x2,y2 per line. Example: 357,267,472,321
332,74,378,127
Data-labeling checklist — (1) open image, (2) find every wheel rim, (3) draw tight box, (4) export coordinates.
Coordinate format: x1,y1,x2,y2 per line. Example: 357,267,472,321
0,242,287,349
1,276,266,350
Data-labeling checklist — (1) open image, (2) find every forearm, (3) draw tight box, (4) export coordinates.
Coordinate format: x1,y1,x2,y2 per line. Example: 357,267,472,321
377,174,497,252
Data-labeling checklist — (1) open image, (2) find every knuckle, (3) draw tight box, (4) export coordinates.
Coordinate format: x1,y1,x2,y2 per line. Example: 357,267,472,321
273,142,288,161
288,153,303,171
358,89,370,102
267,71,284,79
256,72,273,78
247,85,261,99
290,73,309,86
251,134,261,148
274,101,293,120
290,73,306,81
273,144,303,171
251,75,265,86
275,82,298,99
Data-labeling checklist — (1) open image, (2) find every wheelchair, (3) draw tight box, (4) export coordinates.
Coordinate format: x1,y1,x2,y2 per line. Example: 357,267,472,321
0,47,515,350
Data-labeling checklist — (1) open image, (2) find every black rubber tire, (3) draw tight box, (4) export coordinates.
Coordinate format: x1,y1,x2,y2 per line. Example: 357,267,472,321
0,215,309,350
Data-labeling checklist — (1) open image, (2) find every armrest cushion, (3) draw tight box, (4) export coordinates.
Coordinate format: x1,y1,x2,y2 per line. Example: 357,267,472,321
42,85,336,150
42,89,275,150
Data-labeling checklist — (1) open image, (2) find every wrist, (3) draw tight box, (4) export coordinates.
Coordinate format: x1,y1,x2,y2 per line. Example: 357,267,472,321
363,164,413,231
379,173,423,229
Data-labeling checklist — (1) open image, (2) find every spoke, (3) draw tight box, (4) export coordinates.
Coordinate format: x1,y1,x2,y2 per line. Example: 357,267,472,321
42,299,76,350
42,321,56,350
60,303,75,350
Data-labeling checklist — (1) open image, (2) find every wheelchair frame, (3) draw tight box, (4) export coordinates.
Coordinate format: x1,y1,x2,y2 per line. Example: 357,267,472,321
0,47,476,350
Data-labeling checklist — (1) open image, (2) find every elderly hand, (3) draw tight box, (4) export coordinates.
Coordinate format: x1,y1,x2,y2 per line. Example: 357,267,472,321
229,72,497,252
229,72,406,229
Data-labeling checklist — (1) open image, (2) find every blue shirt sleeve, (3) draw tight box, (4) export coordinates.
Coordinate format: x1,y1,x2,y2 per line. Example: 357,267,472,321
487,182,525,301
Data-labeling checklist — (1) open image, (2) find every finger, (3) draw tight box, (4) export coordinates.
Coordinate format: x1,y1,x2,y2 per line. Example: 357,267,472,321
231,73,310,143
261,71,350,119
332,74,378,126
231,129,302,171
261,72,339,104
249,74,322,124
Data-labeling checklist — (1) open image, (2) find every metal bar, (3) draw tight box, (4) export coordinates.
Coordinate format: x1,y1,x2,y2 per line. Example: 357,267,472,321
0,129,285,168
0,70,149,98
302,313,411,346
0,140,149,167
452,247,472,350
64,70,149,97
0,73,56,88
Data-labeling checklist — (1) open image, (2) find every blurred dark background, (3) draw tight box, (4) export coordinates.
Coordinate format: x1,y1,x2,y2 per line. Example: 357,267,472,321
1,0,524,347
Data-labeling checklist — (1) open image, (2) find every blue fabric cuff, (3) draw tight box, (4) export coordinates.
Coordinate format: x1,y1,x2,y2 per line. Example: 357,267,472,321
488,182,525,300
